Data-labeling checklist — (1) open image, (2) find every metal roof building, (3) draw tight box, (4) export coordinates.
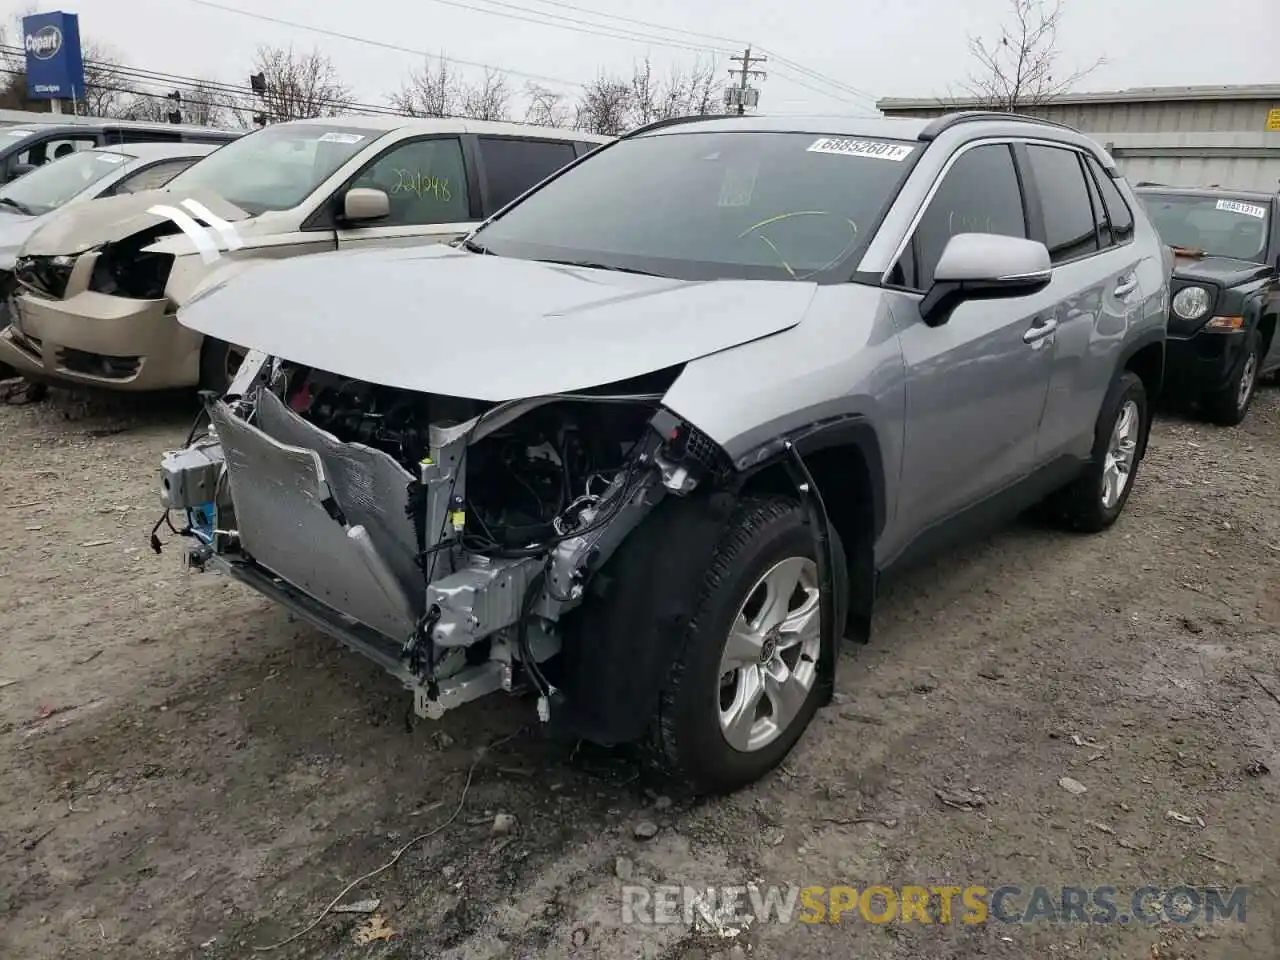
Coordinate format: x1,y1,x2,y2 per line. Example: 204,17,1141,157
877,84,1280,192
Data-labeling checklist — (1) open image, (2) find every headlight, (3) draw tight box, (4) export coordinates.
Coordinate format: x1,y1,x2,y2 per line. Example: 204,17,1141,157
1172,285,1211,321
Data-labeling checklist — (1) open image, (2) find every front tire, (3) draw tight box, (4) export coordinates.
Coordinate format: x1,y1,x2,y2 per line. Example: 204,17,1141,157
645,496,846,795
1050,370,1149,533
1202,329,1261,427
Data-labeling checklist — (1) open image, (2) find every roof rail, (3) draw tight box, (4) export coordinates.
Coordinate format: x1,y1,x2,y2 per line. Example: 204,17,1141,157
621,113,742,139
917,110,1081,142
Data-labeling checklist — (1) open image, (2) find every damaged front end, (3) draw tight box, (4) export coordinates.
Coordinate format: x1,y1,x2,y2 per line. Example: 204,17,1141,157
157,350,729,725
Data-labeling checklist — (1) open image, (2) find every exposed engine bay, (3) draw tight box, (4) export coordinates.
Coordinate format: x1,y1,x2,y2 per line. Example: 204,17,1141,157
159,350,725,723
296,370,663,550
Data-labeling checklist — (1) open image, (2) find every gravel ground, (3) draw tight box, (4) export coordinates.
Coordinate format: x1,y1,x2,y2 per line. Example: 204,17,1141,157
1,384,1278,960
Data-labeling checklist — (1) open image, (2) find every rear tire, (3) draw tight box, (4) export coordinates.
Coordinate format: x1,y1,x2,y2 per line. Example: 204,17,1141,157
197,336,247,395
644,496,847,795
1202,329,1261,427
1048,370,1149,533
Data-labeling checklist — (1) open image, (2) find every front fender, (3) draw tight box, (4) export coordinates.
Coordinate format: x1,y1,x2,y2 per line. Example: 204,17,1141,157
734,414,887,541
169,257,271,310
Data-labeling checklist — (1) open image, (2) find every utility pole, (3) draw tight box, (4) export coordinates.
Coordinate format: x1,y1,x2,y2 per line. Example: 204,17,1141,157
725,46,766,115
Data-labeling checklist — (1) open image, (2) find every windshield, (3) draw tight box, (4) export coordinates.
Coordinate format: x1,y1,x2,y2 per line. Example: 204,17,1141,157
470,130,918,281
163,123,379,215
1138,193,1271,262
0,148,133,215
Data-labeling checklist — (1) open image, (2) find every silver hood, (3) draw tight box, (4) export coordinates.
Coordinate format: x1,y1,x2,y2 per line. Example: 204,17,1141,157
0,211,38,271
177,246,818,400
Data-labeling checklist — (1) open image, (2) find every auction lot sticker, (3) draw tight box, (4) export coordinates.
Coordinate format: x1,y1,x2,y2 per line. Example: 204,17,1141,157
807,137,914,161
1215,199,1266,219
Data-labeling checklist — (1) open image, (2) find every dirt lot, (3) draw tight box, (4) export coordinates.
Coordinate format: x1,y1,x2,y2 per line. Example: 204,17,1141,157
1,384,1278,960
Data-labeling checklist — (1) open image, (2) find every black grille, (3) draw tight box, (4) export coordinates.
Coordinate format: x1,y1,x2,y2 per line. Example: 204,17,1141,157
15,255,75,300
57,348,141,380
662,418,733,479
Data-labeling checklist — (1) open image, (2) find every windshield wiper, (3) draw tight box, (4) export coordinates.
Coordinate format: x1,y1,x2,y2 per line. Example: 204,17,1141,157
535,258,662,277
460,237,490,254
0,197,33,215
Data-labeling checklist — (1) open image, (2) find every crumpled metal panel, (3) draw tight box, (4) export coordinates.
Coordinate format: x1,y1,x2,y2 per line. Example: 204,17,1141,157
253,389,423,607
208,400,418,643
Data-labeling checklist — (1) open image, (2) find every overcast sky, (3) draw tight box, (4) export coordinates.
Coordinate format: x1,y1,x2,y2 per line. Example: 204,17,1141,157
13,0,1280,115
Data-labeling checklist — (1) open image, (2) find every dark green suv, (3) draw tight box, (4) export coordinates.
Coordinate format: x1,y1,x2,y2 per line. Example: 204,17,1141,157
1136,185,1279,425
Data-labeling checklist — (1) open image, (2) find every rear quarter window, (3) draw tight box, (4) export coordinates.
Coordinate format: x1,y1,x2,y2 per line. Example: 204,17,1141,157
478,137,578,212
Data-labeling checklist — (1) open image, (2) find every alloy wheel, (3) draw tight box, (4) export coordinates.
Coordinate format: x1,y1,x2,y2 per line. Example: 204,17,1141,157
717,556,821,753
1237,352,1258,413
1101,399,1139,510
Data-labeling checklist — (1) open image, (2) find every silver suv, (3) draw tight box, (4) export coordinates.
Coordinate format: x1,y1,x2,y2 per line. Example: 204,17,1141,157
159,111,1169,795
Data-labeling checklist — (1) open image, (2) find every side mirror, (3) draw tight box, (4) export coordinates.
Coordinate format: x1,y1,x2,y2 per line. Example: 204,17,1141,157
7,162,36,181
341,187,389,223
920,233,1053,327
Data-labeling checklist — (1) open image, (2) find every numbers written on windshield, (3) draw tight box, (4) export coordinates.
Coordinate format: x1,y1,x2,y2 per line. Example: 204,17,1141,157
391,169,452,202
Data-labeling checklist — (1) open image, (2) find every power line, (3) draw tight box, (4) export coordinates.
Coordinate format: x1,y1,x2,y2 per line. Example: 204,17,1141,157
187,0,584,88
757,49,879,104
517,0,746,46
188,0,875,110
455,0,737,55
770,68,876,110
0,45,403,118
499,0,876,104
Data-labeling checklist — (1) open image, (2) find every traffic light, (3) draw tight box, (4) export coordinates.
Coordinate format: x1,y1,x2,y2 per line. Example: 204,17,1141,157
166,89,181,124
249,72,267,96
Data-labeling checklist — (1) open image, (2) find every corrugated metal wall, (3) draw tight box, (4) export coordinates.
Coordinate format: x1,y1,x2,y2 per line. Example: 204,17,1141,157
1099,132,1280,192
879,95,1280,191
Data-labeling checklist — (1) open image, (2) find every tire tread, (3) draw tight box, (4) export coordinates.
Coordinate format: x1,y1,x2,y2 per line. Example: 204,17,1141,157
643,496,804,788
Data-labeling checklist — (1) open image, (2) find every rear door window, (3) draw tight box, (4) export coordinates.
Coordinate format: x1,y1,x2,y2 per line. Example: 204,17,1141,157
1024,145,1099,263
477,137,578,212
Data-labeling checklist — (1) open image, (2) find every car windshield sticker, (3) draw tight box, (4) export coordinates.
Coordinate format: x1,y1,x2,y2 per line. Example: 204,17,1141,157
1215,199,1267,220
318,132,365,144
807,137,914,161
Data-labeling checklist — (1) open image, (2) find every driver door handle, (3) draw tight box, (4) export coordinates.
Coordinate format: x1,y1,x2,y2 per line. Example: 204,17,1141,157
1114,275,1139,298
1023,316,1059,343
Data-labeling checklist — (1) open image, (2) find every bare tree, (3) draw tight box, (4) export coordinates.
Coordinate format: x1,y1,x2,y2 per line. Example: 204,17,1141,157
646,58,722,122
962,0,1103,111
76,41,140,117
178,80,235,126
573,58,724,135
249,44,353,121
119,79,233,126
523,82,570,127
390,56,461,117
629,58,659,128
459,68,511,122
573,74,633,136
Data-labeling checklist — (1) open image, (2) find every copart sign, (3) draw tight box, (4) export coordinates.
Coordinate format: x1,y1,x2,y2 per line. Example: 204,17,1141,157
21,11,85,100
